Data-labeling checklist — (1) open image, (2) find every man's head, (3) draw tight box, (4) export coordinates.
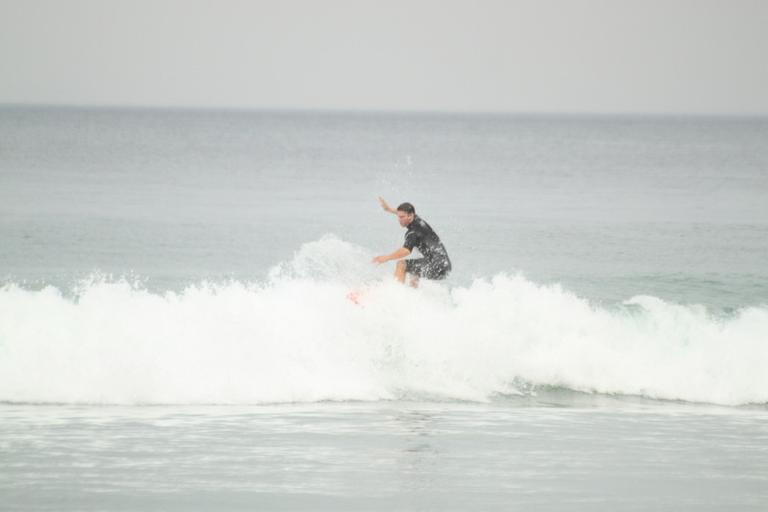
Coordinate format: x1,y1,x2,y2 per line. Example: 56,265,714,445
396,202,415,227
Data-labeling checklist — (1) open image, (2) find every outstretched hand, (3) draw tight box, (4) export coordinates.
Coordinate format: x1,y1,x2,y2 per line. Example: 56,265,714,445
371,255,388,265
378,196,394,213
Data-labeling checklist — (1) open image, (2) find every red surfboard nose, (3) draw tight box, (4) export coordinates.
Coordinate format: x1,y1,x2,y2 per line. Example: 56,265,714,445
346,290,363,305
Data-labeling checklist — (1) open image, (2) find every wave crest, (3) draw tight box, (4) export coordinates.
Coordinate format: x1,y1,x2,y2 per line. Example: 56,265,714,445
1,237,766,406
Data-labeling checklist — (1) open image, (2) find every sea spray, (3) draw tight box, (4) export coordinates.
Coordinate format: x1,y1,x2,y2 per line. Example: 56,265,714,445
1,237,766,406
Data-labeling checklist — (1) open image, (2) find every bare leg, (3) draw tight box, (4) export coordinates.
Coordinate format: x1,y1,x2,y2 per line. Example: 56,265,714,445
394,260,407,283
409,275,420,288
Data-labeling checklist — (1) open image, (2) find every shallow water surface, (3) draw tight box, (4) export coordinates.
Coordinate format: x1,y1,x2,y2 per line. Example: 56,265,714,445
2,401,768,511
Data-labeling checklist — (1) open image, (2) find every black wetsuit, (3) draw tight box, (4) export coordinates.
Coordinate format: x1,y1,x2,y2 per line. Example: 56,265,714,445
403,215,452,280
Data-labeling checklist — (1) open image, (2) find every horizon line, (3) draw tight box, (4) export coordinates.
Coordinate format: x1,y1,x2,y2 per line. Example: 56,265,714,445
2,101,768,120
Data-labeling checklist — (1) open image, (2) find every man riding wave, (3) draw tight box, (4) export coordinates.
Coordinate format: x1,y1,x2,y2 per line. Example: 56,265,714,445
372,197,452,287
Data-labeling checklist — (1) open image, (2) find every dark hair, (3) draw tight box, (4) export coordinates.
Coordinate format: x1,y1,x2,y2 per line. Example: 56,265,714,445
396,202,415,214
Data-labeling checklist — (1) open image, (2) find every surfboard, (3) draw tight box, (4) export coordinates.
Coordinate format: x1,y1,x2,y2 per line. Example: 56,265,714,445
346,290,363,305
346,288,367,306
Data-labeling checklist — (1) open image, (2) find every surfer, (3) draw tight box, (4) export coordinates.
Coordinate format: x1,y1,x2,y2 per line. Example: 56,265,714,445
372,197,452,287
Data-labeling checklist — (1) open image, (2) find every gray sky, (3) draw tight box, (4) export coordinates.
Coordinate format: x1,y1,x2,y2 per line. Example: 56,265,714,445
1,0,767,114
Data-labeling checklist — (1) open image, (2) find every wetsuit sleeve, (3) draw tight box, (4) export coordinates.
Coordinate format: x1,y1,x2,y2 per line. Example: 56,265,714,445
403,230,420,251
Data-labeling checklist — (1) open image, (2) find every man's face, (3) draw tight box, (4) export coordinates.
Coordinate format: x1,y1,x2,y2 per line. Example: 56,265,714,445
397,211,414,227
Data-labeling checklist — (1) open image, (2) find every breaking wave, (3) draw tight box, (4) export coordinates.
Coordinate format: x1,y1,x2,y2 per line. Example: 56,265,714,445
1,236,766,406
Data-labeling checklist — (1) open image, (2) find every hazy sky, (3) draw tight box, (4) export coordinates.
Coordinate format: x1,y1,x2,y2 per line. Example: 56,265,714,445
1,0,767,114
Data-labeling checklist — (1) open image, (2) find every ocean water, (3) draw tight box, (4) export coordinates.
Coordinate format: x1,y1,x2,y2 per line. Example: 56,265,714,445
1,106,767,510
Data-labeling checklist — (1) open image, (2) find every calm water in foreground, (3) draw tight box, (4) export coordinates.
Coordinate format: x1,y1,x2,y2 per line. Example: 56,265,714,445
3,400,768,511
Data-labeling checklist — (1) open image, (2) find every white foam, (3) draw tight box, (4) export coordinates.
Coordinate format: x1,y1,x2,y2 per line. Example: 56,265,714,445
1,236,766,406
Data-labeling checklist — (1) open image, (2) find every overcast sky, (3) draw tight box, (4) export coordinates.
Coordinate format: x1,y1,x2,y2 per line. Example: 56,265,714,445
1,0,767,114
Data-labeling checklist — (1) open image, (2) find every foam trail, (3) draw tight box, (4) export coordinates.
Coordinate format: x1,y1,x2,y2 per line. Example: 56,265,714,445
1,236,766,406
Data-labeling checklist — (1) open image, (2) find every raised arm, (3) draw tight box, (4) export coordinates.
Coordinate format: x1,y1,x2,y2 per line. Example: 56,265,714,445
378,196,397,214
